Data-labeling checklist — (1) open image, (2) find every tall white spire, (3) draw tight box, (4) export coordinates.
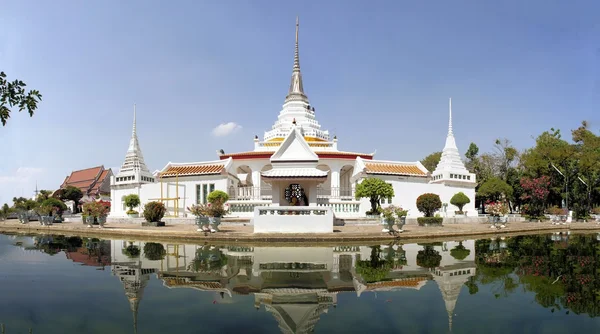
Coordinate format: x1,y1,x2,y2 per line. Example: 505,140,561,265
264,17,330,143
116,105,153,184
431,98,473,180
285,16,308,103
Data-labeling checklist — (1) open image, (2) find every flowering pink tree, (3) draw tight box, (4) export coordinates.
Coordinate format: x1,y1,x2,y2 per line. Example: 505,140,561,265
520,176,551,218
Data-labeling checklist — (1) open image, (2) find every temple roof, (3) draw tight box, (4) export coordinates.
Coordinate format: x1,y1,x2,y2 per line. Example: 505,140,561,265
219,150,374,160
59,165,112,195
158,158,233,178
364,161,429,177
261,168,328,179
116,105,152,178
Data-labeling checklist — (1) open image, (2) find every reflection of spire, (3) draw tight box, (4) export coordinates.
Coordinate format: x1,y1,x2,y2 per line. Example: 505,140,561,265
432,265,476,333
112,261,155,334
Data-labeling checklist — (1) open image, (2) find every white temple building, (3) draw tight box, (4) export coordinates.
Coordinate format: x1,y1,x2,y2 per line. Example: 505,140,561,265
109,18,476,228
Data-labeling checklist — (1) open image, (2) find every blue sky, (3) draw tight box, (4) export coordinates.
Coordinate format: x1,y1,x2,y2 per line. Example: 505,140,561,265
1,0,599,204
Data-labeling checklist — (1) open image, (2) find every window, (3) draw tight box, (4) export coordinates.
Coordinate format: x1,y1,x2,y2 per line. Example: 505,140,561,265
197,183,216,204
467,176,471,180
196,185,202,204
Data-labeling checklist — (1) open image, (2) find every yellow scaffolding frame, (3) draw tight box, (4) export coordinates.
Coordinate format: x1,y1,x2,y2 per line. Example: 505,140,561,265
149,171,181,217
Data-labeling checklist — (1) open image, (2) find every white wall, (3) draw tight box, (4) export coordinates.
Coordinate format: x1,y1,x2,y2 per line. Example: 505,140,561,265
110,175,230,217
356,175,476,217
253,206,334,233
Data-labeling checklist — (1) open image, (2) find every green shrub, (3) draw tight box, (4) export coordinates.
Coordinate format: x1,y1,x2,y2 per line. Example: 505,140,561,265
417,217,443,226
122,244,140,258
124,194,141,212
450,242,471,261
143,201,166,222
143,242,166,261
450,192,470,213
207,190,229,204
416,246,442,268
416,193,442,217
41,198,68,216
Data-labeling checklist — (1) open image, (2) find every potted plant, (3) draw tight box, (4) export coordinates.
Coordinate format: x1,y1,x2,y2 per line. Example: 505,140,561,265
394,207,409,232
206,190,230,233
82,202,97,227
95,201,109,228
188,204,210,232
381,205,397,232
485,201,509,228
142,201,166,227
416,193,443,226
450,192,470,216
41,198,67,223
124,194,141,218
36,205,54,226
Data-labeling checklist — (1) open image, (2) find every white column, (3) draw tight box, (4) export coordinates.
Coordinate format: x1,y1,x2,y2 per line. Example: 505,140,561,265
252,171,261,200
308,182,318,206
331,170,340,198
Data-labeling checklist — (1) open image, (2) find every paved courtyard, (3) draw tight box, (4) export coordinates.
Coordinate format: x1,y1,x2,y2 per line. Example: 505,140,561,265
1,219,600,244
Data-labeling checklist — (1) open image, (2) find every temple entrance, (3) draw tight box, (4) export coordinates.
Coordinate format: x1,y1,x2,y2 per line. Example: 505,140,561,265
284,184,308,206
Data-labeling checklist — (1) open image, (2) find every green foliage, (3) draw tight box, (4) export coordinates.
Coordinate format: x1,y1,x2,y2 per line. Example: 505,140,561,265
12,197,37,211
207,190,229,204
81,201,109,218
417,217,443,226
35,190,53,203
355,246,393,283
450,192,470,212
478,177,513,201
0,71,42,127
143,201,166,222
143,243,166,261
60,186,83,204
124,194,141,211
355,178,395,214
450,242,471,261
416,245,442,268
41,198,67,215
416,193,442,217
1,203,11,218
122,244,140,258
465,142,479,161
420,151,442,173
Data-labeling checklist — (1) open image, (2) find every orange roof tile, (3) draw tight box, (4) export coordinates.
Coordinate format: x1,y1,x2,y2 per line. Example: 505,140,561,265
366,277,427,289
364,162,428,177
64,166,103,183
160,164,225,177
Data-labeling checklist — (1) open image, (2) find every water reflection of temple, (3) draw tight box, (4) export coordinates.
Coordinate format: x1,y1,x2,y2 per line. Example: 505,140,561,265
106,240,475,333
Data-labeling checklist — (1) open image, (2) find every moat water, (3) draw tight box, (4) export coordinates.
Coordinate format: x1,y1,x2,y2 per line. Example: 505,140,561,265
1,232,599,333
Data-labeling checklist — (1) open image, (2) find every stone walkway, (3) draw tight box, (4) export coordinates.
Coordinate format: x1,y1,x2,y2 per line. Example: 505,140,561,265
1,219,599,245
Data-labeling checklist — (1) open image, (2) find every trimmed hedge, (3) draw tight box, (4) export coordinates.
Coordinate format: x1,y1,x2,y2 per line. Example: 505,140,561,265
417,217,443,226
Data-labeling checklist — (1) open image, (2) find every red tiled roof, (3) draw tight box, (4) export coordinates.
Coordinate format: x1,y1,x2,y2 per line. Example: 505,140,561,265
60,165,111,195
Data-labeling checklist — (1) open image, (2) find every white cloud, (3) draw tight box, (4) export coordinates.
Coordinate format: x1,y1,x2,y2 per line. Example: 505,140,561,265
212,122,242,137
0,167,43,184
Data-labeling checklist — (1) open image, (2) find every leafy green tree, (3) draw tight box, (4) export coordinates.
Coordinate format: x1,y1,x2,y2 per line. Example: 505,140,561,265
450,192,471,213
36,190,53,203
59,186,83,212
420,151,442,173
124,194,141,214
1,203,11,219
207,190,229,204
12,197,37,212
355,178,395,214
41,198,68,216
493,138,519,182
478,177,513,202
0,71,42,126
416,193,442,217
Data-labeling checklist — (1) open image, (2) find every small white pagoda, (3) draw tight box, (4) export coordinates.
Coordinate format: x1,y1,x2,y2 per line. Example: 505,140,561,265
109,17,477,231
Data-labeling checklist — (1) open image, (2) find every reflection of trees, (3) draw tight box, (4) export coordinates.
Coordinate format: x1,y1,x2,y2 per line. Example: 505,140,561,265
450,242,470,261
35,235,83,255
189,246,228,272
416,244,442,269
356,246,393,283
143,243,166,261
122,243,140,258
473,234,600,316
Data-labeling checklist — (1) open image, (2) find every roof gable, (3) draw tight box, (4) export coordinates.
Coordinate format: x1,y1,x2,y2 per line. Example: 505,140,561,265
270,125,318,163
